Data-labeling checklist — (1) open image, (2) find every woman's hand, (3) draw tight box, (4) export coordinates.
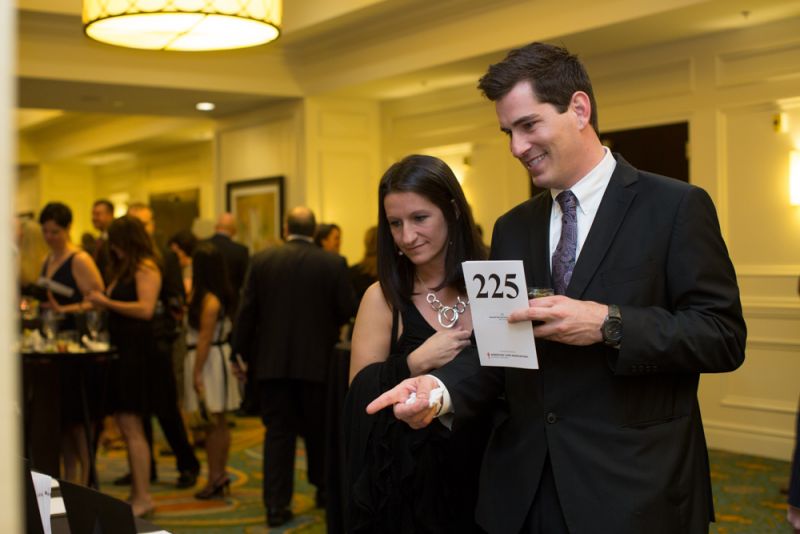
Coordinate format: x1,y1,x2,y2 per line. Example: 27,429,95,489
193,368,204,396
86,289,109,308
46,290,64,313
407,328,471,376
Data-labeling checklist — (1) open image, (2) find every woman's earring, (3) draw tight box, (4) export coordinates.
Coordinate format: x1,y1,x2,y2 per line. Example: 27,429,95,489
398,250,404,256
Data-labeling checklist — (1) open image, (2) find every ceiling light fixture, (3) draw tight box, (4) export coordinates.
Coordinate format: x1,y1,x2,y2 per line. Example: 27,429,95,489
196,102,215,111
83,0,282,51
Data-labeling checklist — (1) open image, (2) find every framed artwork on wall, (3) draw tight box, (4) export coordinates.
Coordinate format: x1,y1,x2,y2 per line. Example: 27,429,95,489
226,176,285,254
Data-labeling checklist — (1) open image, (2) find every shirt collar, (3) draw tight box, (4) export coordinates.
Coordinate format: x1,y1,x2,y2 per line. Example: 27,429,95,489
550,147,616,216
286,234,314,243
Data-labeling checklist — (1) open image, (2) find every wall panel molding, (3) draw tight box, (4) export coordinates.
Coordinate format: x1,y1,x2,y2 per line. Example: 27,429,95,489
593,58,693,105
716,39,800,87
720,394,797,416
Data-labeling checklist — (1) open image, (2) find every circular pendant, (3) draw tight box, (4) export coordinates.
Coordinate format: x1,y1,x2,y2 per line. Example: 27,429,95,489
438,306,458,328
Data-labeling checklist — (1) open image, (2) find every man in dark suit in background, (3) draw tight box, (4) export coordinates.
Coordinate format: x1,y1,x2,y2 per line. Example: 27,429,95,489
232,206,355,528
368,42,747,534
90,199,114,282
208,212,250,300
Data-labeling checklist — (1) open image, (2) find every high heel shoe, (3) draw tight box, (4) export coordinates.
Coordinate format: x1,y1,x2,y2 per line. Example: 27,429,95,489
194,475,231,500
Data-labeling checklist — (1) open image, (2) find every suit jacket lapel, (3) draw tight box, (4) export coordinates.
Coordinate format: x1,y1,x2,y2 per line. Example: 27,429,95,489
568,155,638,299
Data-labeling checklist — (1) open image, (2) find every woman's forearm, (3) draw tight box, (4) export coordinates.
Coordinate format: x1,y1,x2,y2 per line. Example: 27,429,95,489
105,298,156,320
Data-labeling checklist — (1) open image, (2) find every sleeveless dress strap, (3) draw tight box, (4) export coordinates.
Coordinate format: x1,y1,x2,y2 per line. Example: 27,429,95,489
389,306,400,354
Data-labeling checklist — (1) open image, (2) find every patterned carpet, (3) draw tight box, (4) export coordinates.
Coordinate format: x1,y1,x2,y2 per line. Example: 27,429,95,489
96,416,325,533
95,416,795,533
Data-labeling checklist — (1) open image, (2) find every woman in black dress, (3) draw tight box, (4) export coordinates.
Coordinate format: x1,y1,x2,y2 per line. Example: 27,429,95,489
38,202,105,485
88,215,161,517
345,155,490,533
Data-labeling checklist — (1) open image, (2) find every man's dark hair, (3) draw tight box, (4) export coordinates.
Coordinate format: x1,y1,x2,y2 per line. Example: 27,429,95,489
286,209,317,237
478,42,599,133
377,154,486,311
93,199,114,214
39,202,72,228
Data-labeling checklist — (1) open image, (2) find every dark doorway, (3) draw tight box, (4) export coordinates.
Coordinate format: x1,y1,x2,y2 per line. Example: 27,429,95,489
529,121,689,197
600,122,689,182
149,188,200,248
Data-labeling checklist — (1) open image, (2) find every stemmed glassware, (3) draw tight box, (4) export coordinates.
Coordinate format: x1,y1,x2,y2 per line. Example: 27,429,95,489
85,309,104,341
41,309,59,345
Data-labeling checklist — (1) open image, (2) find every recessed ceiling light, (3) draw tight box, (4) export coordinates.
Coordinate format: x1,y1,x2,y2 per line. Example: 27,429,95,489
196,102,216,111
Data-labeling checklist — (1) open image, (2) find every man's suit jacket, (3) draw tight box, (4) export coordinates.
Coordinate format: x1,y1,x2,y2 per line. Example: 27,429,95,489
232,239,356,383
208,233,250,296
435,156,746,534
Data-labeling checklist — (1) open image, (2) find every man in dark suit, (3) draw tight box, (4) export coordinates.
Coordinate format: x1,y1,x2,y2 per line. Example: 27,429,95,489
208,212,250,300
90,199,114,282
232,206,355,528
368,42,746,534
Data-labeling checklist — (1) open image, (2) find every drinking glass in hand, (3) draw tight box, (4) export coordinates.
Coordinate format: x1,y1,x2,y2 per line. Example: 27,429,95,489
527,287,554,299
527,287,554,328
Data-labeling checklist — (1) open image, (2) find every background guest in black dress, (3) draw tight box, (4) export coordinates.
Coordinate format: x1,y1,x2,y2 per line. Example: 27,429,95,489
37,202,105,485
128,203,200,489
345,155,489,533
87,215,160,517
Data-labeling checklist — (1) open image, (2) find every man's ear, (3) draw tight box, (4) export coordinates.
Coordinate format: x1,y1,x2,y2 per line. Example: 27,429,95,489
570,91,592,130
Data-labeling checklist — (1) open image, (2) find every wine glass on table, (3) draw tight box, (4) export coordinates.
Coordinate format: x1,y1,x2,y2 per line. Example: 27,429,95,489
41,309,58,348
85,309,104,344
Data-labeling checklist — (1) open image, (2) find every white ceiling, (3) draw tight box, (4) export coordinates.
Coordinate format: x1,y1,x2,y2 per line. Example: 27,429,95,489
15,0,800,163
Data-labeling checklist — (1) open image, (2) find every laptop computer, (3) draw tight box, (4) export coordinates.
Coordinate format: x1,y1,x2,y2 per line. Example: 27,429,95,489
58,479,137,534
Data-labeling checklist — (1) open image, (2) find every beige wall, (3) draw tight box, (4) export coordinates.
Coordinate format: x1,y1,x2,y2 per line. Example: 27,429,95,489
302,96,382,263
2,0,22,529
380,16,800,460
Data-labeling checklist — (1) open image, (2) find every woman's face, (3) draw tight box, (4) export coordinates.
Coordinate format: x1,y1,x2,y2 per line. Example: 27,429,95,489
383,191,449,270
41,220,69,250
321,228,341,254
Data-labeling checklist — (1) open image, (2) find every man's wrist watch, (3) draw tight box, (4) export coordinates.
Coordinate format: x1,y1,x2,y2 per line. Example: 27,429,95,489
601,304,623,348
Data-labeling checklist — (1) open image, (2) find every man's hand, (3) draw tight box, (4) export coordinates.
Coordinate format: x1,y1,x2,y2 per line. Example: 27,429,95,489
366,375,441,429
508,295,606,346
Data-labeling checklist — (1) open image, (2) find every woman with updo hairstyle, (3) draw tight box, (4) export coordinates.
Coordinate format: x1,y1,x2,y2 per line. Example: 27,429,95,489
183,241,241,499
345,154,490,533
87,215,160,517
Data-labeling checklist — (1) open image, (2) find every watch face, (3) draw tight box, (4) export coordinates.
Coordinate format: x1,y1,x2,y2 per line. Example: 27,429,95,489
603,319,623,343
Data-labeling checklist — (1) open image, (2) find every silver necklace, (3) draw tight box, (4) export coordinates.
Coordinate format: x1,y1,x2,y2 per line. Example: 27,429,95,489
426,292,469,329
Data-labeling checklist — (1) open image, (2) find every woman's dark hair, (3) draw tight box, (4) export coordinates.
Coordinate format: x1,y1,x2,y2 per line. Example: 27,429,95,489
377,154,485,310
477,42,599,133
314,223,340,247
38,202,73,228
167,229,198,257
107,215,157,283
188,241,234,330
